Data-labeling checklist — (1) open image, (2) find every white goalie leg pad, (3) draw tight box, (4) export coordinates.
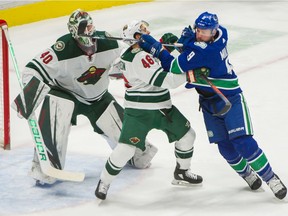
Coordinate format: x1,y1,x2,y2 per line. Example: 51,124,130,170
11,76,50,119
174,128,196,170
45,94,73,167
28,152,57,185
96,101,122,149
28,95,74,183
130,140,158,169
96,101,158,169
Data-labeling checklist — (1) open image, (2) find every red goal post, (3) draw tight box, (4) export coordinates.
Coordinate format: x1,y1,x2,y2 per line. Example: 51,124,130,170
0,20,10,150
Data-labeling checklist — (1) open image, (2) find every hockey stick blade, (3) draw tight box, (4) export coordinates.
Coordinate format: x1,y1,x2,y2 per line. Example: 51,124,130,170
3,25,85,182
171,179,202,187
43,165,85,182
200,75,232,116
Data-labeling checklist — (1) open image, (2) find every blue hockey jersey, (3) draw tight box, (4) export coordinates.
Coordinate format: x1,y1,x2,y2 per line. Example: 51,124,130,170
160,26,242,96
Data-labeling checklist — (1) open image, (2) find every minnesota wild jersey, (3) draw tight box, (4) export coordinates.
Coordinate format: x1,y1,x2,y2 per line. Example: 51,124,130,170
24,31,123,104
120,47,186,110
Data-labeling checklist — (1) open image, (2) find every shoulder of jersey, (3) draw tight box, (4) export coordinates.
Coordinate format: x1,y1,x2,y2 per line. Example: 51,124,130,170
121,47,142,62
94,31,120,51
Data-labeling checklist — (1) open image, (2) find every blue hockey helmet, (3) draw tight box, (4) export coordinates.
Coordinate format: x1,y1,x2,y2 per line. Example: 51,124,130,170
194,12,219,31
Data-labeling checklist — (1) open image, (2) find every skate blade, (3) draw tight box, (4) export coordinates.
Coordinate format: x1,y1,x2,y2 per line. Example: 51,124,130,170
171,179,202,187
95,198,104,205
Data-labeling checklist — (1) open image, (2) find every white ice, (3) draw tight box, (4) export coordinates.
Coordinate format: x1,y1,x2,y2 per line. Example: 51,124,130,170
1,0,288,215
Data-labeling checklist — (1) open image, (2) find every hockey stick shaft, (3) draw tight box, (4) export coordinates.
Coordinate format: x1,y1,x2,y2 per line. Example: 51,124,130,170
82,34,183,48
2,25,85,182
200,75,232,116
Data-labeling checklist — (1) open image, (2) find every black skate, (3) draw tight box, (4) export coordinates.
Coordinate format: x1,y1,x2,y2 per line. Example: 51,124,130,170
267,174,287,200
172,166,203,186
243,170,262,190
95,180,110,200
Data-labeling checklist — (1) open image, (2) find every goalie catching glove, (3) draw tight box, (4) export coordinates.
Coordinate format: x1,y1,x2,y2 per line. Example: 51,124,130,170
187,67,210,83
11,76,50,119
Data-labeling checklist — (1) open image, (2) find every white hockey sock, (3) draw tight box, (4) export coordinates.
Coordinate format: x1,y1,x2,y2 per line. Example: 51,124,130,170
101,143,136,185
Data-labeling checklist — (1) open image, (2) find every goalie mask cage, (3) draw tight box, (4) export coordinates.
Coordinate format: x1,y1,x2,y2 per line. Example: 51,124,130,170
0,20,10,150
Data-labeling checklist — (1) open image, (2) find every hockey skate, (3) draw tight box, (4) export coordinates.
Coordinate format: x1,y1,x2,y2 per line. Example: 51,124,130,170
28,160,56,186
267,174,287,200
242,170,262,190
95,180,110,200
128,143,158,169
172,165,203,186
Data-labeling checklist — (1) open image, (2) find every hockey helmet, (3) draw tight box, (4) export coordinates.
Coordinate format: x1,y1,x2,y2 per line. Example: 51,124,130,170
67,9,95,47
121,20,149,46
194,11,219,36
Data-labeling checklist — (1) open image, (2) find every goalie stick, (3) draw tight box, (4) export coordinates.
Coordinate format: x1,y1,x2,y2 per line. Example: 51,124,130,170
77,24,182,49
77,20,183,48
2,25,85,182
89,34,183,48
200,75,232,116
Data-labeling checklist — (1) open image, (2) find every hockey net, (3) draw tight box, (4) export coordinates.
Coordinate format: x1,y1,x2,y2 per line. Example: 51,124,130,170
0,20,10,150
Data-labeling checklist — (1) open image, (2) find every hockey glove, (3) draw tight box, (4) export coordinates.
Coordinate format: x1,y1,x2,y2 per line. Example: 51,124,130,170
160,33,179,53
11,76,50,119
187,67,210,83
177,26,195,52
139,34,164,58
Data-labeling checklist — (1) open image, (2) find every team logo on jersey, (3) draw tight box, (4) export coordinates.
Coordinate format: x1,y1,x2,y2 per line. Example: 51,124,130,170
77,66,106,85
194,42,207,49
53,41,65,51
129,137,140,144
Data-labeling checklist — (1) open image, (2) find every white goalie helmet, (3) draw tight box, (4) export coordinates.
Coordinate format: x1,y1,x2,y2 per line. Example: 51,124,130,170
121,20,149,46
67,9,96,47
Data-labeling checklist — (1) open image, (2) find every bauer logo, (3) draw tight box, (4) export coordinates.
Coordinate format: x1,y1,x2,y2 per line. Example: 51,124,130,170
29,119,47,161
228,127,245,134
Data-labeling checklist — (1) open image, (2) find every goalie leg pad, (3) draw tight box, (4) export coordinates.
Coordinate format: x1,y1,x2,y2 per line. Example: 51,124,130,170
37,94,74,170
96,100,123,149
129,141,158,169
11,76,50,119
28,151,57,185
96,101,158,169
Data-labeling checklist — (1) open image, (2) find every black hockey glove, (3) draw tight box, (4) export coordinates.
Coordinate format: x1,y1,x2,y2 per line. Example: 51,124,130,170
177,26,195,52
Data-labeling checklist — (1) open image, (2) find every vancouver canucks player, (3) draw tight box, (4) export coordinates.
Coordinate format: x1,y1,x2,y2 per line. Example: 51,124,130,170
138,11,287,199
12,9,158,185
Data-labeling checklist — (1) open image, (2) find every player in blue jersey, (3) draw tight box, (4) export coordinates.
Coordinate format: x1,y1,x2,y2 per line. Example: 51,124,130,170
138,11,287,200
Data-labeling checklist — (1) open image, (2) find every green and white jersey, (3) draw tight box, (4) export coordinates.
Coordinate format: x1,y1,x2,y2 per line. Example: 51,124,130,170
121,47,186,110
23,31,124,104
